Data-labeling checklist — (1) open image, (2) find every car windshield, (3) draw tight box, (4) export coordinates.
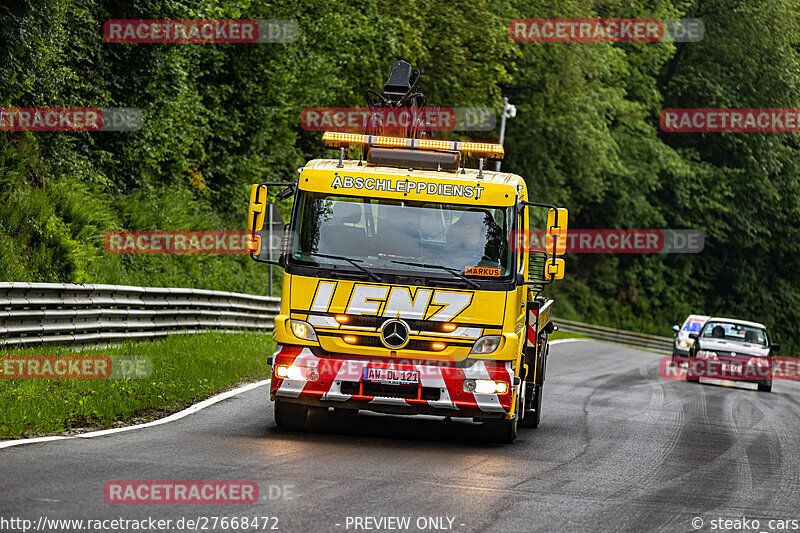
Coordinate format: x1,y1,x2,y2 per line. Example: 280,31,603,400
683,319,705,333
289,191,513,278
701,321,768,347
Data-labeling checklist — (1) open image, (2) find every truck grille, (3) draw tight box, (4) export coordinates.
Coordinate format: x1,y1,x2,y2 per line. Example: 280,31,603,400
340,381,440,401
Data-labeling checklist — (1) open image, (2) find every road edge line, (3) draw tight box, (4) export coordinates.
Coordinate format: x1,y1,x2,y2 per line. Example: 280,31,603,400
549,338,593,345
0,379,271,450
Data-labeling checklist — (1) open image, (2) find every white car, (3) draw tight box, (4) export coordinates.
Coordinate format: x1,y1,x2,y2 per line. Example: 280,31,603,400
672,314,710,357
686,317,779,392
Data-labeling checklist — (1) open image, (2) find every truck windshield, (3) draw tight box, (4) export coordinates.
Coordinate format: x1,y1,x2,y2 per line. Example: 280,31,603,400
290,191,513,278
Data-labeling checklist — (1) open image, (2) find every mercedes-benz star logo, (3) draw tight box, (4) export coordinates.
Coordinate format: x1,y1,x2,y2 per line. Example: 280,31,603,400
380,319,410,349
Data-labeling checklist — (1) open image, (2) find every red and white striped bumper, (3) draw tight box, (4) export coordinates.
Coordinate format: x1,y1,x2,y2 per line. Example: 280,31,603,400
270,345,515,417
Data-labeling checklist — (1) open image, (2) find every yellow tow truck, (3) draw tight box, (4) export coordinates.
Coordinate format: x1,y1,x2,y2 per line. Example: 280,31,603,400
247,62,567,442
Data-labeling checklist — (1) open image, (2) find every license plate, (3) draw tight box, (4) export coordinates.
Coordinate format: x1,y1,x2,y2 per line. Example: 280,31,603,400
362,367,419,385
724,363,743,373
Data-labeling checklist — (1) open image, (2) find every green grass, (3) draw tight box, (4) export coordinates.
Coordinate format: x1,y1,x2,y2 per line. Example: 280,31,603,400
550,330,589,341
0,331,274,439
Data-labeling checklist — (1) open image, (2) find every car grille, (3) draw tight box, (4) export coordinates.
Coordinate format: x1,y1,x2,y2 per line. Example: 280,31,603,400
712,350,759,358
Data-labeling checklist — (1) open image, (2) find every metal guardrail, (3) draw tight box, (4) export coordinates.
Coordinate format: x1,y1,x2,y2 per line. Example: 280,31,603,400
0,282,280,347
0,282,672,352
554,318,673,353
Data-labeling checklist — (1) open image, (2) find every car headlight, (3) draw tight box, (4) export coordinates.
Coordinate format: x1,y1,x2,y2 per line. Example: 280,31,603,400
470,335,502,354
678,340,691,348
290,320,318,341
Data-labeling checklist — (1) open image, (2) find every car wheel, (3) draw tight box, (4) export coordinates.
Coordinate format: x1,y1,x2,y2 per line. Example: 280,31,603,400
758,380,773,393
686,354,700,382
274,398,309,430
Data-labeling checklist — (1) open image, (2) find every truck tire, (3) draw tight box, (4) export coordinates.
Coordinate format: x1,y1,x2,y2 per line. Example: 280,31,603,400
520,383,542,428
521,340,547,428
274,398,308,430
484,414,518,443
758,380,772,393
483,377,521,442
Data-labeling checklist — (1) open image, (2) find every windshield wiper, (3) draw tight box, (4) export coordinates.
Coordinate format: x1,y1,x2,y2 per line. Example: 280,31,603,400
390,260,479,289
302,252,382,282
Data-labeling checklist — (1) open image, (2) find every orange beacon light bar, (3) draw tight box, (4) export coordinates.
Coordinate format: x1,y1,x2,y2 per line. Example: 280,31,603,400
322,131,504,160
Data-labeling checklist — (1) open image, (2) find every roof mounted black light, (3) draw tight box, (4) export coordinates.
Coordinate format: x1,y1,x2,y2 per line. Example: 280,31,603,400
364,60,428,138
381,60,416,105
366,60,425,109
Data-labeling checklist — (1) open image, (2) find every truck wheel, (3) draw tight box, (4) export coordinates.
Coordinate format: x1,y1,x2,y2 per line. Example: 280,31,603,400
521,340,547,428
758,380,772,393
520,383,542,428
274,398,308,430
484,380,521,442
484,415,517,443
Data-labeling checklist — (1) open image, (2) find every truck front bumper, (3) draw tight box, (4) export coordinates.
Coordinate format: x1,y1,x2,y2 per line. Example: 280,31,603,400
270,345,515,419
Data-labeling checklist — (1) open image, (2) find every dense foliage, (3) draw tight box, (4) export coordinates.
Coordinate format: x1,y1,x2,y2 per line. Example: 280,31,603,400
1,0,799,348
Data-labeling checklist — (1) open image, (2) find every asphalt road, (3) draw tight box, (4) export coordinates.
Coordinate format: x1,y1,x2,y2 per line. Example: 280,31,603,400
2,339,800,533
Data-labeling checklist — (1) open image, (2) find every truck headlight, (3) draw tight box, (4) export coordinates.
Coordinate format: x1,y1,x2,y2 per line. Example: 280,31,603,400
275,364,306,380
290,320,318,341
678,340,691,348
470,335,502,354
464,379,509,395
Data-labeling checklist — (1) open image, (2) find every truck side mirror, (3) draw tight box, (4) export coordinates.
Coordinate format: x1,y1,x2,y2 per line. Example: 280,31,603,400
545,208,568,255
545,258,566,281
672,325,680,335
688,332,699,340
247,184,287,266
770,343,780,354
248,184,267,234
247,181,296,265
